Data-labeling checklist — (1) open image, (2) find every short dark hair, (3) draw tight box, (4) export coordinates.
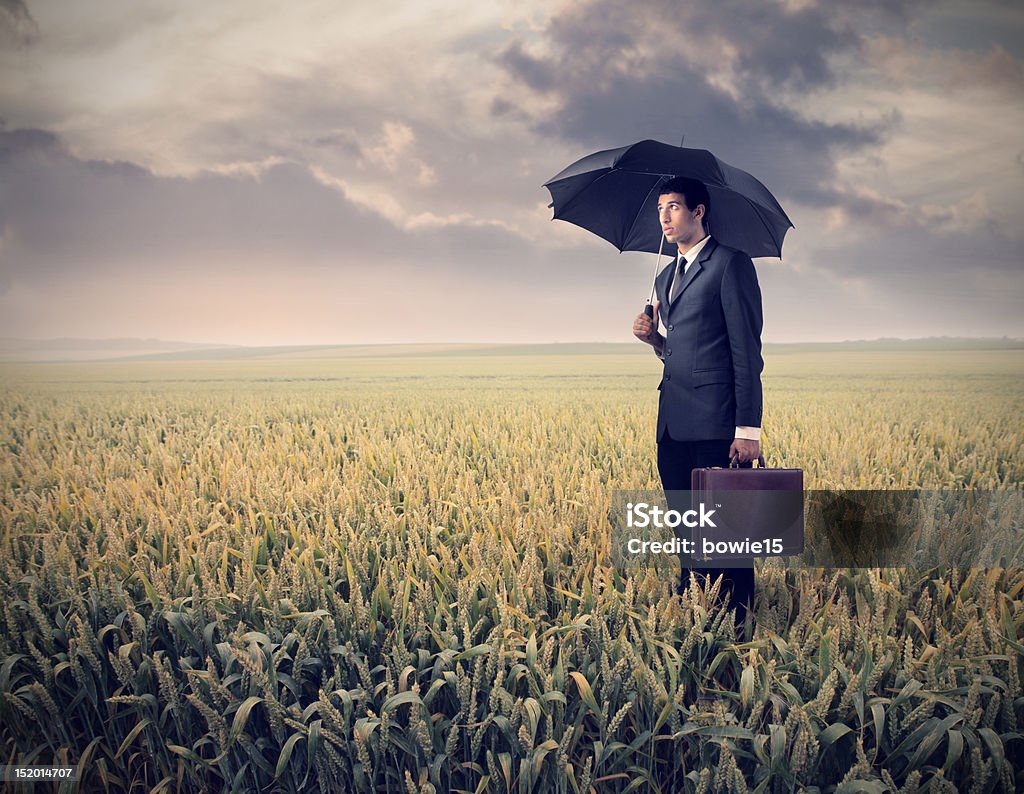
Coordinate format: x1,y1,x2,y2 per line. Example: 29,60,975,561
658,176,711,229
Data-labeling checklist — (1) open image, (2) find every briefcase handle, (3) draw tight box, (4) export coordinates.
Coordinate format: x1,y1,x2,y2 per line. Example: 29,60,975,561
729,455,767,469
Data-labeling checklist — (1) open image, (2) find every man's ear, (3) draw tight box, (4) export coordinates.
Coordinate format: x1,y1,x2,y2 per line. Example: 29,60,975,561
697,205,709,234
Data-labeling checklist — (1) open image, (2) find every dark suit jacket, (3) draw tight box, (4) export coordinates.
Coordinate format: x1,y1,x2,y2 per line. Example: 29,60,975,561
654,237,763,442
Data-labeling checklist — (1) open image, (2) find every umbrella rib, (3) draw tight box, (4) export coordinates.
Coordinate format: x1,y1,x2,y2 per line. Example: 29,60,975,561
621,176,668,253
549,169,619,221
747,200,782,257
550,169,677,219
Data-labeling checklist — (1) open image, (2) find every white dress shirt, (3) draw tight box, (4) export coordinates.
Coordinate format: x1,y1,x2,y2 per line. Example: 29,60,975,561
675,234,711,278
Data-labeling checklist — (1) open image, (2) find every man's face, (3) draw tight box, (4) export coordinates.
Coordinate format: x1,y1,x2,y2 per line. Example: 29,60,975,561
657,192,704,247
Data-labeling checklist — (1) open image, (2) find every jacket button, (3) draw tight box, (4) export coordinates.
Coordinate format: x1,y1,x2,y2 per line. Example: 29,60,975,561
668,325,673,331
665,374,671,381
666,349,672,356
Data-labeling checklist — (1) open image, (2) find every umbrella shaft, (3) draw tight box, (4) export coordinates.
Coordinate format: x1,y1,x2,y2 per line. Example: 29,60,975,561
649,233,667,307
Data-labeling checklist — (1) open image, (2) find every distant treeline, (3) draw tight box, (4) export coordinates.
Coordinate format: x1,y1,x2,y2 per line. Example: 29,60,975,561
764,337,1024,353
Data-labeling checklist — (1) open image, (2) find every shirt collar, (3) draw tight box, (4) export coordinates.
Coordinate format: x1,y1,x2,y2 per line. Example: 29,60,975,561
679,234,711,267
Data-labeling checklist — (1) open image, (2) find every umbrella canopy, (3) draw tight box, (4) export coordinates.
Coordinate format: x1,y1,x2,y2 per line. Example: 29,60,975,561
543,139,793,259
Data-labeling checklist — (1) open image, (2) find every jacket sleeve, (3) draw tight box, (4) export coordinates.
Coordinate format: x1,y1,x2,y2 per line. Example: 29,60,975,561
720,251,763,428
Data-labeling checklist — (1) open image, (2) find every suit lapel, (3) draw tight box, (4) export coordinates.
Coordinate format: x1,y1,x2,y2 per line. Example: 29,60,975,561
667,237,717,310
655,258,675,326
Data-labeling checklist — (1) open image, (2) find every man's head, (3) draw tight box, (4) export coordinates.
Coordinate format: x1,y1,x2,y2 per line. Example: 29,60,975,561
657,177,710,250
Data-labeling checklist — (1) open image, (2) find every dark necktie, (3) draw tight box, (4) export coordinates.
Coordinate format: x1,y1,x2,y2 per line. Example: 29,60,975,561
669,256,688,304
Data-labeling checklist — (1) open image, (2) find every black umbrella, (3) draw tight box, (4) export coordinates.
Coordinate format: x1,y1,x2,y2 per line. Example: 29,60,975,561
544,139,794,318
543,139,793,259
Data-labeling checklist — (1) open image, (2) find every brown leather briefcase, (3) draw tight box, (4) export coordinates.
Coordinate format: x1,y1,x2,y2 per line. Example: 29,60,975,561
690,456,804,562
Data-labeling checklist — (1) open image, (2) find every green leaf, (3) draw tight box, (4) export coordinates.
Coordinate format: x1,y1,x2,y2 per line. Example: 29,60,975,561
307,719,321,770
777,678,803,704
75,737,103,781
752,734,769,766
653,699,675,734
163,611,202,655
835,781,886,794
228,696,263,746
354,717,380,743
819,723,851,746
423,677,448,706
906,713,963,770
622,772,654,793
569,672,601,717
454,644,491,661
891,679,922,707
239,631,273,647
740,665,755,710
275,732,305,779
770,725,785,770
870,701,885,747
526,632,538,670
0,654,27,691
167,744,206,765
497,752,513,792
943,729,964,773
523,698,542,739
115,718,152,759
978,728,1005,774
134,571,161,609
531,739,558,778
539,691,567,707
382,690,423,713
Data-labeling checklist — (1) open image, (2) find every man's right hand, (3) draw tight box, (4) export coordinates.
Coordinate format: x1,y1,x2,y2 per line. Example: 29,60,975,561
633,300,663,347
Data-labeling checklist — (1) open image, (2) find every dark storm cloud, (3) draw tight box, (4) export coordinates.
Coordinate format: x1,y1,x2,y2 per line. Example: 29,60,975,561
497,42,557,93
133,59,577,254
921,0,1024,59
0,128,390,276
0,127,622,294
0,124,657,344
0,0,37,48
494,0,905,207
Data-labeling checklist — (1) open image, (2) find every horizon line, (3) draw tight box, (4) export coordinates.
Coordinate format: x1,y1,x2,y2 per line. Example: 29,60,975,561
3,334,1024,347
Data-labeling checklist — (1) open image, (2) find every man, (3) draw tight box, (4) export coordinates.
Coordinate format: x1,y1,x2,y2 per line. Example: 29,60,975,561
632,176,763,635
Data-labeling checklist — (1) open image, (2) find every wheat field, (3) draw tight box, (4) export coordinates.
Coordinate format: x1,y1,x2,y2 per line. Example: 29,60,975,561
0,347,1021,792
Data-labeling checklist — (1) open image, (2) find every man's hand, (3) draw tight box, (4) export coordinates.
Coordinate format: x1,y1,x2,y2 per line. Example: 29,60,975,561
633,300,663,349
729,438,760,465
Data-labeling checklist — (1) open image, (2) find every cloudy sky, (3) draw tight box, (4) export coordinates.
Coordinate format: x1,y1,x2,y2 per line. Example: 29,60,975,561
1,0,1021,344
